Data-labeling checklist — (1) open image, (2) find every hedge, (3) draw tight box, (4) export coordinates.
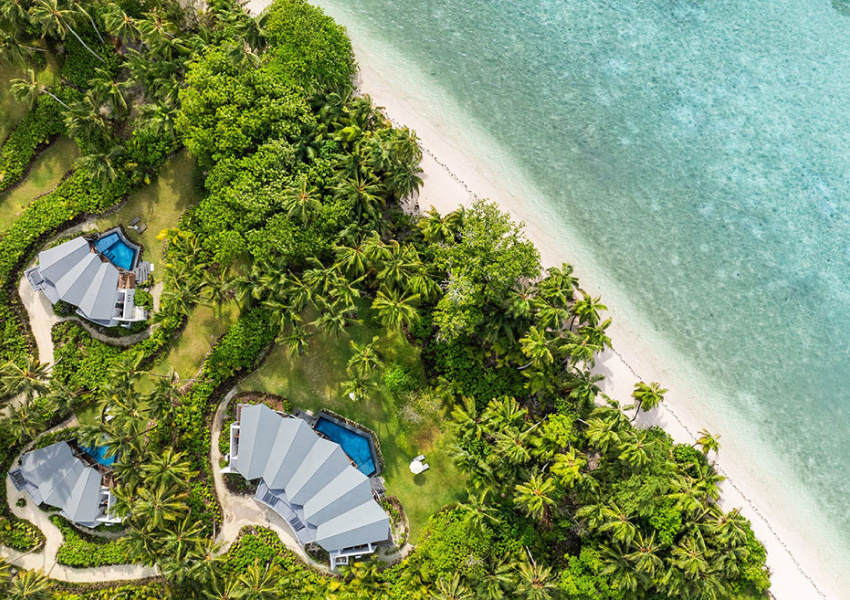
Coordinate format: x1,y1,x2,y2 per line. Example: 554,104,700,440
0,94,66,194
172,308,277,532
51,515,135,567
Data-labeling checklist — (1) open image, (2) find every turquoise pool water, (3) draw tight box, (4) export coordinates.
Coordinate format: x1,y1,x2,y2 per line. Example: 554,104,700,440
314,0,850,577
94,232,137,271
81,443,116,467
315,417,377,476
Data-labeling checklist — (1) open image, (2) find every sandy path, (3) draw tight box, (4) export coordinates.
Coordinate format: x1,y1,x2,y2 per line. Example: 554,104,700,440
17,273,156,366
209,390,327,569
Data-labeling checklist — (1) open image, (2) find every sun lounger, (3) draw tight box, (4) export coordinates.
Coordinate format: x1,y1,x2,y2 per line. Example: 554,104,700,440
136,223,147,234
129,216,141,226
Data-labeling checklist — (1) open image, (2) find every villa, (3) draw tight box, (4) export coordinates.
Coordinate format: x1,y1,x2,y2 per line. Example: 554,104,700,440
25,228,152,328
220,404,391,568
8,441,121,528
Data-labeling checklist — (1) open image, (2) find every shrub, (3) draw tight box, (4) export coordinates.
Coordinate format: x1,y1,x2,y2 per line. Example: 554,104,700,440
384,363,420,397
263,0,356,95
51,515,135,567
15,498,26,508
0,94,66,194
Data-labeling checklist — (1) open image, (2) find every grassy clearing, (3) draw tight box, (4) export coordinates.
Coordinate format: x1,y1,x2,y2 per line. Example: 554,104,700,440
0,57,61,143
74,402,101,427
240,319,466,542
149,301,240,384
96,150,200,274
0,136,79,232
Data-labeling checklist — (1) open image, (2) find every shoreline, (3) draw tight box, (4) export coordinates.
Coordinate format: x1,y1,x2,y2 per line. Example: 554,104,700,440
336,21,838,600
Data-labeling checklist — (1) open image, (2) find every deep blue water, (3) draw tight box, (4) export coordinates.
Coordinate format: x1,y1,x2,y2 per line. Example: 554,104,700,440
94,232,136,271
313,0,850,576
315,417,376,476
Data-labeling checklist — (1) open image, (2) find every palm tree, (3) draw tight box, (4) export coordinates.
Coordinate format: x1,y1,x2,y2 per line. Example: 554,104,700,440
282,178,322,223
670,536,710,581
281,324,311,358
76,146,124,186
0,356,50,403
617,431,654,471
89,67,130,114
202,574,243,600
518,326,554,371
235,560,281,600
347,336,383,379
311,304,354,340
418,207,464,243
133,483,189,529
569,293,607,329
30,0,105,63
142,449,194,489
631,380,667,421
563,370,602,410
0,0,29,31
0,32,48,66
513,558,560,600
598,503,639,547
551,448,587,490
457,491,500,529
341,374,377,403
66,0,104,43
334,242,368,278
430,573,473,600
334,172,386,223
102,5,138,43
695,428,721,456
514,473,556,522
371,287,420,332
138,102,178,140
10,68,69,109
65,91,108,140
7,400,45,444
625,531,664,580
7,569,49,600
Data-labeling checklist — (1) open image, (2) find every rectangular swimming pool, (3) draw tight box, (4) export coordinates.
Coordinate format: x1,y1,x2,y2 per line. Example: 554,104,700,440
314,417,377,476
94,232,137,271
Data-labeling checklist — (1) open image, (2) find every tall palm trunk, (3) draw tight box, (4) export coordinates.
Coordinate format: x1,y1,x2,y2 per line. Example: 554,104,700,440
65,23,105,63
43,90,70,109
85,13,105,44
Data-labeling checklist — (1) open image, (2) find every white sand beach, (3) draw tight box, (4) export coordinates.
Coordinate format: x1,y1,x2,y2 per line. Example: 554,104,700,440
338,29,839,600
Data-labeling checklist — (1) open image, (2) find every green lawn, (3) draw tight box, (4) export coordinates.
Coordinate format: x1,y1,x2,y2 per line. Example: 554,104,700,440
96,150,201,274
149,301,240,384
0,136,79,232
240,320,466,542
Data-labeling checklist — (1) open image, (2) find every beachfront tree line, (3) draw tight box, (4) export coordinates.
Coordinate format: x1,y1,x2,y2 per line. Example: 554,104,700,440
0,0,769,598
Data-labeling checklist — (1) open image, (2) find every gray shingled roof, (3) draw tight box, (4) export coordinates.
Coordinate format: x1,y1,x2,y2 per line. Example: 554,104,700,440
236,404,390,553
35,237,120,322
18,442,105,526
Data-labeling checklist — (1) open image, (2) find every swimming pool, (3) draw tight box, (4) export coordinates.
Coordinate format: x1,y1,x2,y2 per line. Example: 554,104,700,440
94,232,137,271
314,417,377,476
81,443,117,467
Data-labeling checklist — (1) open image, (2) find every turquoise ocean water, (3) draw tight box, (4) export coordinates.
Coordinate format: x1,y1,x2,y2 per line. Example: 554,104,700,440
313,0,850,578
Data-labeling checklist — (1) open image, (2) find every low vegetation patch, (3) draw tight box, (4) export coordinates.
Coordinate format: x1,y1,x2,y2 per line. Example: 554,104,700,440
51,516,135,568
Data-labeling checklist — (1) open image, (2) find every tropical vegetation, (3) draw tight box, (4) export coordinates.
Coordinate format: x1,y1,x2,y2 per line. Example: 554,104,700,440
0,0,770,598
